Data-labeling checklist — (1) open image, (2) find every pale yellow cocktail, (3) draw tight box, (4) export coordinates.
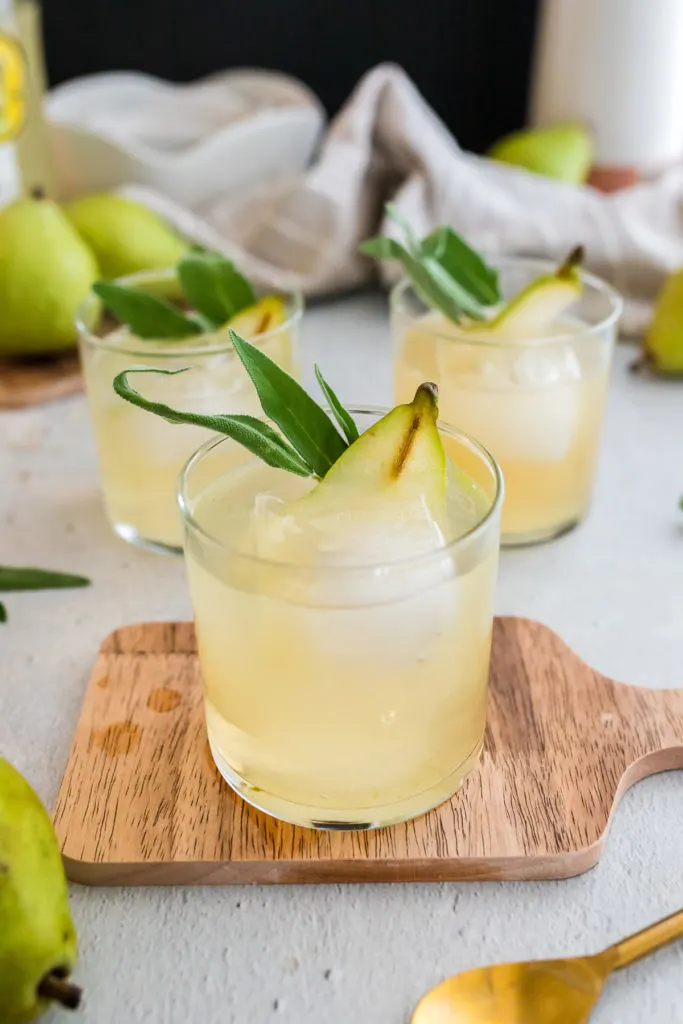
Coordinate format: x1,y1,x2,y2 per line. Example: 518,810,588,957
77,271,301,552
179,410,502,829
392,257,622,545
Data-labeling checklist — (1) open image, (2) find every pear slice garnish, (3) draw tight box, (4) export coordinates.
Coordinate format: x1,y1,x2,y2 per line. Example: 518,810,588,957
462,246,584,342
248,384,450,570
226,296,287,338
308,383,446,511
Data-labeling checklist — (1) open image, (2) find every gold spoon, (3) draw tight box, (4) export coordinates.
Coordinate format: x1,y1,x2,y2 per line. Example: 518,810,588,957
412,907,683,1024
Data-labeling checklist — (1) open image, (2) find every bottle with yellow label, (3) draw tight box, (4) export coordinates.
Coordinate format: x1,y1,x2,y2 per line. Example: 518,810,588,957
0,0,24,202
0,0,55,204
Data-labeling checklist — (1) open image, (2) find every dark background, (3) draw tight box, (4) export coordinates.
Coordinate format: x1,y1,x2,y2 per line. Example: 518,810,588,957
43,0,540,154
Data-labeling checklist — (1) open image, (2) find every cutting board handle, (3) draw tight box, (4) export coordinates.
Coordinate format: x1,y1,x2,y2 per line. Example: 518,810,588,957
608,679,683,783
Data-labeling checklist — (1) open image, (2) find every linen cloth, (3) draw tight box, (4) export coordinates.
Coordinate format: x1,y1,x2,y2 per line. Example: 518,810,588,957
117,63,683,335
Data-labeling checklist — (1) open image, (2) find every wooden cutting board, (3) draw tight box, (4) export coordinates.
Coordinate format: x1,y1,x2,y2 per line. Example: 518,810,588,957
0,352,83,409
53,617,683,886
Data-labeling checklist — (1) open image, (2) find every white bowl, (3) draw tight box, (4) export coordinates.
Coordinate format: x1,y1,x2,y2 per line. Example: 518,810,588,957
47,69,326,209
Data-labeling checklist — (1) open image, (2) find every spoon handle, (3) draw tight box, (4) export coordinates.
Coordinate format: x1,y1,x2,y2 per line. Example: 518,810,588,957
606,908,683,970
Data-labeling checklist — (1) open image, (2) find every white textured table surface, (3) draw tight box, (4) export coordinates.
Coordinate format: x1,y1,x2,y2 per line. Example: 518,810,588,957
1,294,683,1024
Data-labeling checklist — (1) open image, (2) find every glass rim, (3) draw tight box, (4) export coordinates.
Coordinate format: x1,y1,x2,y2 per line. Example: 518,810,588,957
176,405,504,576
390,252,624,348
75,267,304,359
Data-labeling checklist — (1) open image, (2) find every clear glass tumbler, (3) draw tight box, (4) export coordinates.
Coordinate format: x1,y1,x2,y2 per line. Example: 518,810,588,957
178,410,503,829
392,257,622,546
77,270,302,553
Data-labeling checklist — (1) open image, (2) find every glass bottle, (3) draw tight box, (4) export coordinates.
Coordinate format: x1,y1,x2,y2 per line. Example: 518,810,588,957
530,0,683,192
0,0,25,203
0,0,56,204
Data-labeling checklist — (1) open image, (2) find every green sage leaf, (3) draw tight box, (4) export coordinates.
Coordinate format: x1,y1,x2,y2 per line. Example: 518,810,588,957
421,226,501,305
0,601,6,622
93,282,203,339
113,367,313,477
0,567,91,591
314,365,359,444
360,208,502,324
385,203,422,257
230,330,347,477
360,236,469,322
177,250,257,328
419,255,490,320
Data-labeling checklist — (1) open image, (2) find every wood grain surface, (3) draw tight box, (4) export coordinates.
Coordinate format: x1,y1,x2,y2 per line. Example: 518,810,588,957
0,352,83,408
53,617,683,886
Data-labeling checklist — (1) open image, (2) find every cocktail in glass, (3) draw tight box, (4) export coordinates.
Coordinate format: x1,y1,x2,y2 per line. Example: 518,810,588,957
77,271,302,553
392,257,622,545
178,411,503,829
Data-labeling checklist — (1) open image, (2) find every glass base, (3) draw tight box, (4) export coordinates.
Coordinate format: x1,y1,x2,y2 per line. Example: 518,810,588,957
113,520,182,556
208,735,484,831
501,514,582,549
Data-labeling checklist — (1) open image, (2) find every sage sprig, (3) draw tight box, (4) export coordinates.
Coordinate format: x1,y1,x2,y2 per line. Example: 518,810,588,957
113,367,313,477
93,282,207,339
314,365,359,445
0,566,91,624
0,567,90,590
230,332,346,477
360,204,501,324
178,249,257,326
94,247,258,340
113,330,360,479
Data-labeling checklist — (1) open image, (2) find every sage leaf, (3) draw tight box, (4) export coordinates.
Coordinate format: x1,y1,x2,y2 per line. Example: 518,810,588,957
177,250,257,327
113,367,313,477
230,331,347,477
93,282,203,339
360,236,469,323
0,602,6,622
314,365,359,444
0,567,91,591
419,255,490,321
422,226,501,305
360,208,501,324
385,203,422,257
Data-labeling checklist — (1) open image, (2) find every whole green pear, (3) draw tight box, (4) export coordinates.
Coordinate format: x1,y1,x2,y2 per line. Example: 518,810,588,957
0,193,99,356
488,122,593,185
65,194,188,279
645,267,683,374
0,758,81,1021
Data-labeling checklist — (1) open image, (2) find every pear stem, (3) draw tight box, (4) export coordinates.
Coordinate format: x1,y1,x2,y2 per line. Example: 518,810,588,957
415,381,438,402
38,973,82,1009
30,186,46,201
557,245,585,277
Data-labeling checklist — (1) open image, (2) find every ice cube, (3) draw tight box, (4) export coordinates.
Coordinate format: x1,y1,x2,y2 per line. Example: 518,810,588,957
247,486,458,606
103,352,260,465
249,493,447,568
145,352,255,415
243,489,460,669
438,341,583,463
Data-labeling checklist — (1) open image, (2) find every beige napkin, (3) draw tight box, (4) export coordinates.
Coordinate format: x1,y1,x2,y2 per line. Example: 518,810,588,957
122,62,683,336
